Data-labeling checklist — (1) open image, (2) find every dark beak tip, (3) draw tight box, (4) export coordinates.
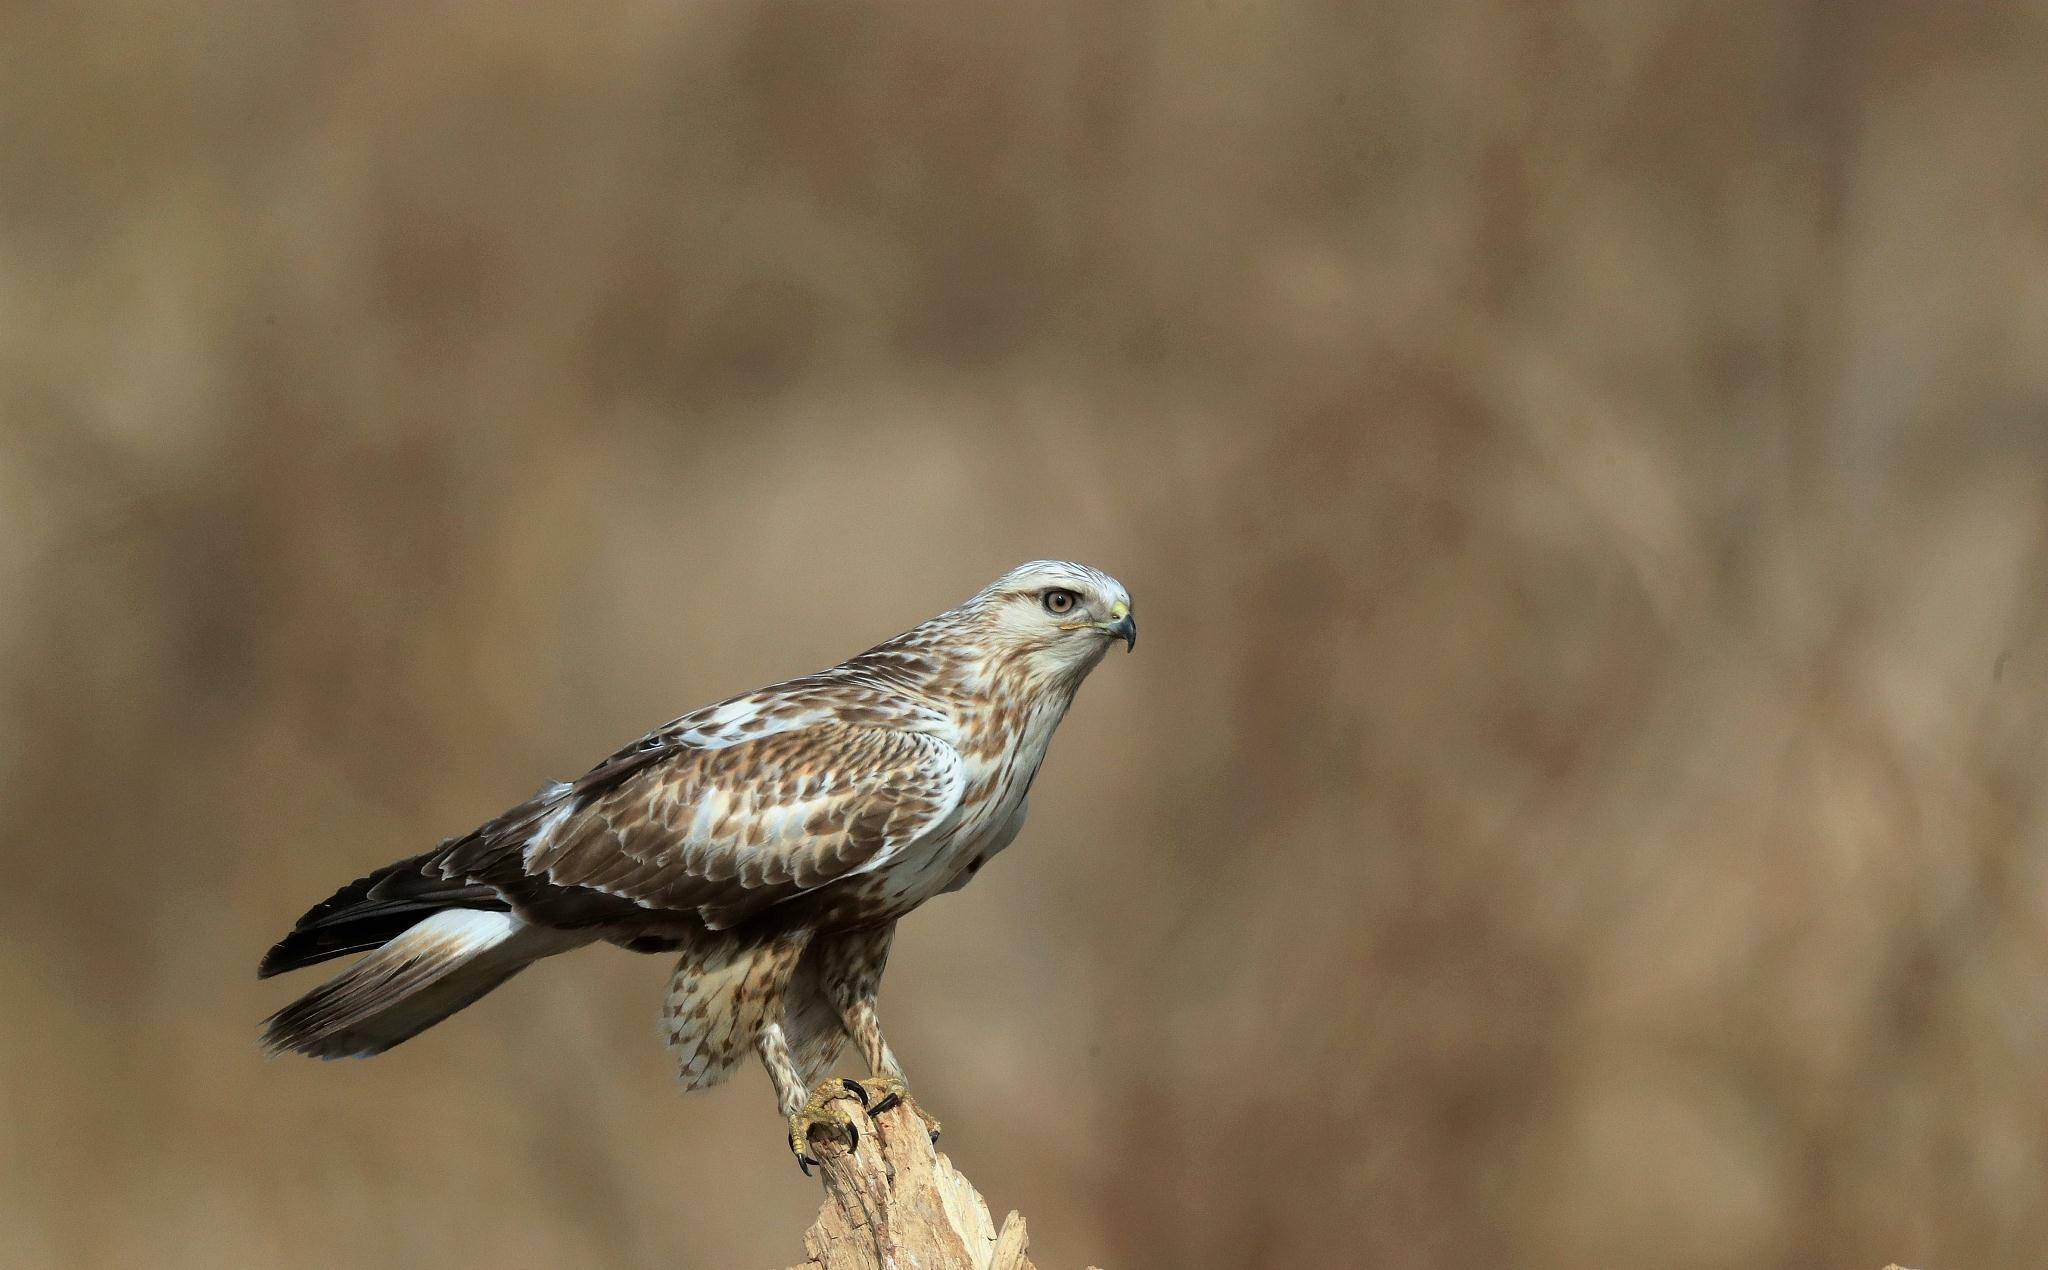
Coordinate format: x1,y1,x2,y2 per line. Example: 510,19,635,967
1117,615,1137,652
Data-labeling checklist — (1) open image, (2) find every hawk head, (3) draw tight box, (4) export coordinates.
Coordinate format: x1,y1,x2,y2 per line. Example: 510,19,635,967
963,560,1135,684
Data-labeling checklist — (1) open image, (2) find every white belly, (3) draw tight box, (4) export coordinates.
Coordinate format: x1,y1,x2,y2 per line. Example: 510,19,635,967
859,703,1062,916
868,801,1009,909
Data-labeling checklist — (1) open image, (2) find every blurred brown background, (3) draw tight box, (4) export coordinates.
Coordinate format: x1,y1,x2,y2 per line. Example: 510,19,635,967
5,2,2048,1267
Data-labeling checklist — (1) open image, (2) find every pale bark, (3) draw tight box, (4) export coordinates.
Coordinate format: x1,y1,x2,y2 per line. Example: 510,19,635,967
779,1088,1099,1270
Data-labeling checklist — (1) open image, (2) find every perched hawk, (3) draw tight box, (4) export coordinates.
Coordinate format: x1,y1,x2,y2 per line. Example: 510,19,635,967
260,560,1134,1167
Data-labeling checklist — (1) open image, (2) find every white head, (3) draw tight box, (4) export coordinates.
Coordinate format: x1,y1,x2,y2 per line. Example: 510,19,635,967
960,560,1136,685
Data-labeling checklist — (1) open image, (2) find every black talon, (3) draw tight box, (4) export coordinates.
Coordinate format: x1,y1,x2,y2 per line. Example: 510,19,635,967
840,1076,869,1105
798,1155,816,1177
869,1090,902,1116
845,1121,858,1153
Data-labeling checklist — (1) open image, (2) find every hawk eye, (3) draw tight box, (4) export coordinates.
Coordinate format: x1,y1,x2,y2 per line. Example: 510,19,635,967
1042,588,1079,616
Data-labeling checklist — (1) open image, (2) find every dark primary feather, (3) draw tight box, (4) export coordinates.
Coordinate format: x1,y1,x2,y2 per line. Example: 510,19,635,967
257,777,598,981
257,855,505,979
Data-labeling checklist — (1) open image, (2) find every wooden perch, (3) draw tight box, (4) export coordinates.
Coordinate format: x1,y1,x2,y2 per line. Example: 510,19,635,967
780,1086,1099,1270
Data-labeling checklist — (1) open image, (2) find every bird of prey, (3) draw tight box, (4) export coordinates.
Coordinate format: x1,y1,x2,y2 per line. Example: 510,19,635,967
259,560,1134,1168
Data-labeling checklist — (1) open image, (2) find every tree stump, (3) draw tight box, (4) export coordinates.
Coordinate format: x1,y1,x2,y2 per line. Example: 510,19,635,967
779,1085,1097,1270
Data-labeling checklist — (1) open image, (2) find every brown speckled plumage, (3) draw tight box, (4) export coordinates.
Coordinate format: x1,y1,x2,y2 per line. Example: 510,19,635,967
259,561,1133,1126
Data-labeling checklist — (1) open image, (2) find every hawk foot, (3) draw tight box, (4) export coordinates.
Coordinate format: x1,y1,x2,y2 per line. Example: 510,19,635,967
788,1077,866,1175
851,1075,941,1144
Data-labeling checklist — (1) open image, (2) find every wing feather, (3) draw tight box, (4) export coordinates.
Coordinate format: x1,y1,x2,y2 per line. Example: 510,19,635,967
428,722,964,930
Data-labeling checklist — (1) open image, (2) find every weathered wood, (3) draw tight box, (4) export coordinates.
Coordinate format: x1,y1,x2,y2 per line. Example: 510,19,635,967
780,1086,1095,1270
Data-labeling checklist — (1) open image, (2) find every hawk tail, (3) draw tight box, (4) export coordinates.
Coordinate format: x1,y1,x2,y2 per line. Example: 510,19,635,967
260,910,582,1059
257,854,509,979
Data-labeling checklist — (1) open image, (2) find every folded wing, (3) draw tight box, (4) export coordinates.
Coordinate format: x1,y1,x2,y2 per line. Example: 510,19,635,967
429,722,966,931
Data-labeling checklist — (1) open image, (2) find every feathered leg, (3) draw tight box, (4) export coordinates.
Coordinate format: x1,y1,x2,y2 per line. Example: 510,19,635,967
708,931,858,1175
811,924,941,1142
837,997,906,1087
663,928,811,1092
782,939,855,1089
775,924,945,1169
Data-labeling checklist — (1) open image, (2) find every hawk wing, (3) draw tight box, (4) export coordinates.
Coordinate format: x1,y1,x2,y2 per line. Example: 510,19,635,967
428,721,966,931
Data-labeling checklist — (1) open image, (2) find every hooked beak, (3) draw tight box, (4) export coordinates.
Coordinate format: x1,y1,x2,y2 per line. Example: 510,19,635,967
1106,605,1136,653
1062,601,1137,652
